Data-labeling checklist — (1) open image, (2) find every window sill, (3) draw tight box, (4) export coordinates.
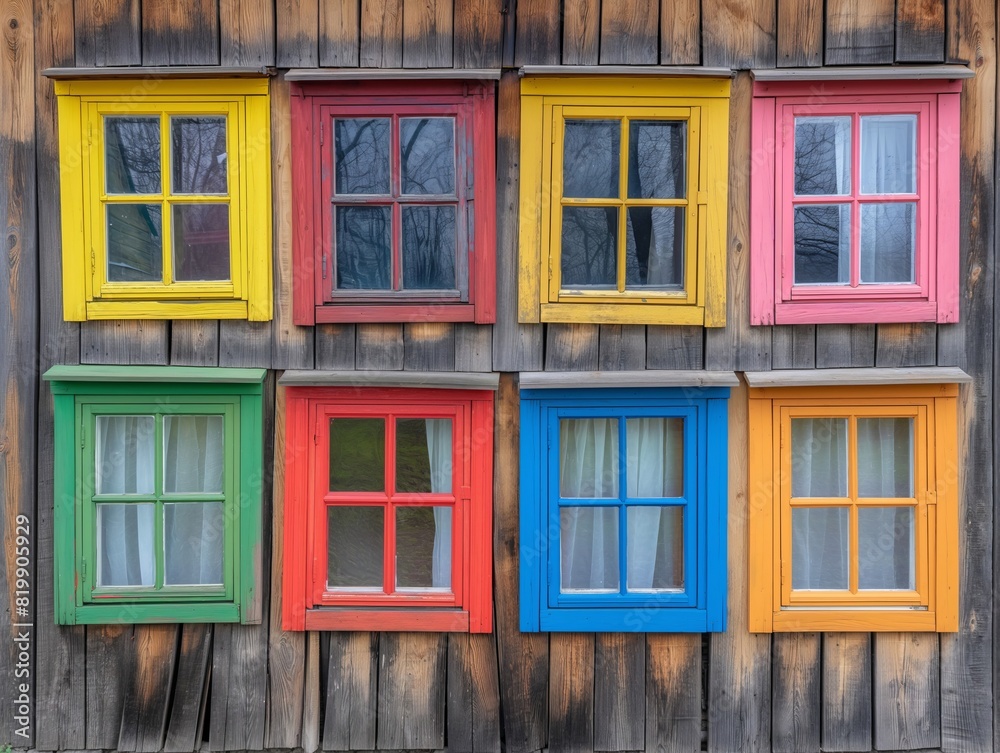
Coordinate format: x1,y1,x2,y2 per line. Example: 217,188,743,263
299,607,481,633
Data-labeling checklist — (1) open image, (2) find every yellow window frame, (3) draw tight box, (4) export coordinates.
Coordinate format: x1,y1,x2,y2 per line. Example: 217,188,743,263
518,76,730,326
748,384,959,633
56,78,272,321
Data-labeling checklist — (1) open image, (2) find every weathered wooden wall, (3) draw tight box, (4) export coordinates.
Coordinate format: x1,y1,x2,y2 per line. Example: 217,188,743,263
0,0,991,751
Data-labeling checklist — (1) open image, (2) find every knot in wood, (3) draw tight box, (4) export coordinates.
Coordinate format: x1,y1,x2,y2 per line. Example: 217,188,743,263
7,17,16,29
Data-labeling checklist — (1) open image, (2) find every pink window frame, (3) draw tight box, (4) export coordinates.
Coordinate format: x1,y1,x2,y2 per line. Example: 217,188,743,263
750,79,961,326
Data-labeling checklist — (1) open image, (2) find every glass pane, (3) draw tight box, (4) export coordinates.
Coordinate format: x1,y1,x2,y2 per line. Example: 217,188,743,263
172,204,230,281
858,507,915,590
563,120,619,199
107,204,162,282
627,120,686,199
401,206,456,290
791,418,848,498
95,415,155,495
335,118,390,195
794,116,851,196
560,507,619,592
625,207,683,288
164,502,224,585
560,418,619,498
857,417,914,498
861,115,916,194
327,506,384,588
105,116,161,194
860,203,915,283
163,415,224,494
97,503,155,586
627,506,683,591
561,206,617,288
396,418,452,493
792,507,849,589
329,418,385,492
400,117,455,195
794,204,850,284
335,206,391,290
171,116,227,194
396,506,452,589
626,418,683,497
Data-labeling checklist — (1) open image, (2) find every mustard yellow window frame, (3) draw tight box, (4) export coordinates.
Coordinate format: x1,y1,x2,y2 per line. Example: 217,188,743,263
56,79,272,321
518,77,730,326
748,384,959,633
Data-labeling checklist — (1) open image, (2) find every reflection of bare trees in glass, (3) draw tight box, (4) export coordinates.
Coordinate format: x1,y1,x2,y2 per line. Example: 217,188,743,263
403,206,455,289
401,118,454,195
336,206,391,289
335,119,390,195
172,117,227,194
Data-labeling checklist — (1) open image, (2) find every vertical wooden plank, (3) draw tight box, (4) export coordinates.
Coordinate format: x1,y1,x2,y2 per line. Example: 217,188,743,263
323,633,378,750
659,0,699,65
117,625,178,753
873,634,941,750
403,322,457,370
514,0,560,65
815,325,876,368
825,0,894,65
896,0,945,62
403,0,453,67
776,0,823,67
646,326,704,369
705,74,772,371
561,0,599,65
874,323,937,367
163,625,213,752
708,381,771,753
493,71,543,371
545,324,600,371
356,324,404,369
702,0,776,68
86,626,135,748
548,634,595,753
771,326,815,369
301,631,322,753
360,0,403,67
142,0,220,65
646,634,701,753
599,0,658,64
319,0,360,67
376,633,447,749
74,0,140,66
455,323,493,371
598,325,646,370
593,633,644,752
315,325,357,369
171,322,219,366
81,321,169,365
494,375,548,753
220,0,276,66
771,634,821,753
276,0,319,67
454,0,502,68
821,633,871,753
446,633,502,753
219,321,273,368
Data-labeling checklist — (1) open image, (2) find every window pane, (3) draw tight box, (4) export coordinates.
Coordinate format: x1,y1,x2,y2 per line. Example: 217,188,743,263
171,116,227,194
400,117,455,195
329,418,385,492
560,418,619,498
561,206,617,288
97,503,155,586
860,203,915,283
625,207,683,288
107,204,162,282
401,206,456,290
791,418,848,498
560,507,619,592
627,120,686,199
794,204,850,284
335,118,390,195
396,506,452,590
95,415,155,495
164,502,224,585
794,116,851,196
335,206,391,290
327,506,384,588
163,415,224,494
396,418,452,493
627,506,683,591
626,417,683,497
861,115,916,194
857,417,914,498
858,507,915,590
105,116,161,194
563,120,619,199
172,204,230,281
792,507,849,590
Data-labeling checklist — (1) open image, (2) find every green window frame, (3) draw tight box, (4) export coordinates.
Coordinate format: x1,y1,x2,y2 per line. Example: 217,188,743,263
44,365,265,625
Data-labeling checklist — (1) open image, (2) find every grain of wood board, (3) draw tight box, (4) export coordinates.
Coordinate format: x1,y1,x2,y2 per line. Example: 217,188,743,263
562,0,599,64
276,0,320,66
75,0,141,65
361,0,403,67
777,0,823,66
376,633,447,749
822,633,871,752
660,0,700,64
646,634,701,752
771,633,820,753
142,0,220,64
514,0,561,65
702,0,776,68
220,0,276,66
825,0,894,64
403,0,453,67
320,0,360,66
600,0,658,65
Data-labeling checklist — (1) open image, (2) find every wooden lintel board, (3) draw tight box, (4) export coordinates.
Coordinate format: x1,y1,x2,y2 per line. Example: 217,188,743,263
43,65,272,78
519,370,739,388
743,366,972,387
285,68,501,80
520,64,733,77
750,64,973,80
278,370,500,389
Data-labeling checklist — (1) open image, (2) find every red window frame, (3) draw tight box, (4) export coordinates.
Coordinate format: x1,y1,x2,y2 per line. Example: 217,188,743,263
282,386,494,633
291,80,497,325
750,79,961,325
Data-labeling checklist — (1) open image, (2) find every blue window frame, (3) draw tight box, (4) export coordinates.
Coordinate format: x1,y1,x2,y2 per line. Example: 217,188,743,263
519,386,730,632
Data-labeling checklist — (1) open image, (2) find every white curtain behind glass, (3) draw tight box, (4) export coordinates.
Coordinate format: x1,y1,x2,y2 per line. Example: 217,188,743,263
425,418,452,589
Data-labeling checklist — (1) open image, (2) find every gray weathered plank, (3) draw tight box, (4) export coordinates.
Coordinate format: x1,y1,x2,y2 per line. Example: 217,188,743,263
302,632,322,753
771,633,821,753
323,633,378,750
771,326,815,369
376,633,447,749
545,324,600,371
660,0,700,65
163,625,213,753
455,323,493,372
220,0,276,66
86,626,135,748
594,633,644,752
646,634,701,753
702,0,776,68
599,325,646,370
562,0,599,65
514,0,561,65
599,0,658,65
74,0,140,66
171,322,220,366
319,0,360,67
454,0,503,68
356,324,404,370
821,633,871,752
815,325,876,368
117,625,178,753
403,0,453,68
874,323,937,367
219,321,273,368
548,634,595,753
360,0,403,67
142,0,220,65
647,326,704,369
276,0,319,67
81,321,169,365
776,0,823,66
895,0,945,62
873,634,941,750
315,325,357,369
403,322,457,371
825,0,894,64
447,633,502,753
